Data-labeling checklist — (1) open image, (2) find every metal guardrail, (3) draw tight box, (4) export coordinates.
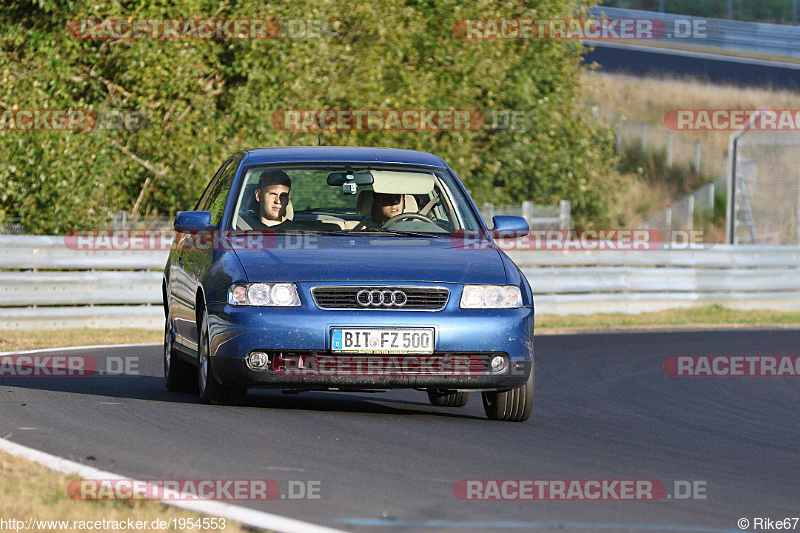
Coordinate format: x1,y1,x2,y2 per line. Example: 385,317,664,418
589,6,800,58
0,236,798,328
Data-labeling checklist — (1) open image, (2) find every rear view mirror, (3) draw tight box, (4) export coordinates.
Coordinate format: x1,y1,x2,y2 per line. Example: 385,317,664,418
327,171,374,195
326,172,374,186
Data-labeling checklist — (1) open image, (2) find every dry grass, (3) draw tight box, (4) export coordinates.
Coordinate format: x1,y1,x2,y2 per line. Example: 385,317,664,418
536,305,800,333
0,449,249,533
583,71,800,151
0,328,162,352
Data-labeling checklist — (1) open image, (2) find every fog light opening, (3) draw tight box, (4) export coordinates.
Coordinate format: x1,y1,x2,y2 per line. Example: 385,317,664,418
490,355,508,372
247,351,270,370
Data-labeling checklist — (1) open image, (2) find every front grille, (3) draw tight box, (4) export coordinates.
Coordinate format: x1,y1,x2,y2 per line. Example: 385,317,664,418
311,286,450,310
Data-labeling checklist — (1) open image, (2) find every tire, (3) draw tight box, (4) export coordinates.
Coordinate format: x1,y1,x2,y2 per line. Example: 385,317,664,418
164,315,197,392
197,307,247,405
427,389,470,407
482,365,534,422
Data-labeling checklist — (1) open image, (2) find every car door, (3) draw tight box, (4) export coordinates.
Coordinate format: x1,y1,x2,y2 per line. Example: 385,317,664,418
170,157,236,351
174,156,241,355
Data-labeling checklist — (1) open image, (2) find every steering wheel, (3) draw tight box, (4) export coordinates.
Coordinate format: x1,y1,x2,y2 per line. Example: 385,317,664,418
381,212,439,229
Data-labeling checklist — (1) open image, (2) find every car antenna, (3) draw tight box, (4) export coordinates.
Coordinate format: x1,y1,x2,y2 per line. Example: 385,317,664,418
318,134,322,146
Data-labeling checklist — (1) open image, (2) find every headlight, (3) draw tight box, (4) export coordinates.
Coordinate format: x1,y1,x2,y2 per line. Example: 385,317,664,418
460,285,522,309
228,283,301,306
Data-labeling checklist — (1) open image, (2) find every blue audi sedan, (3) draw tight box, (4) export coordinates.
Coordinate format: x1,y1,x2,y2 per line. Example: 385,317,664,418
163,147,535,421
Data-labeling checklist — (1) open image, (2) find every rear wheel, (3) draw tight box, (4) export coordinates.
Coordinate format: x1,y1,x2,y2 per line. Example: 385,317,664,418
197,307,247,405
427,389,470,407
482,366,534,422
164,315,196,392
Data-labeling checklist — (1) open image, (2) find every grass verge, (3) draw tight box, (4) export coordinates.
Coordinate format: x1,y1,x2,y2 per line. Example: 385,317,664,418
536,305,800,334
0,328,162,352
0,449,249,532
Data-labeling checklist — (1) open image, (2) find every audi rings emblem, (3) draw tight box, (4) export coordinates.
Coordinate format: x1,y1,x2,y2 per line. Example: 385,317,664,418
356,289,408,307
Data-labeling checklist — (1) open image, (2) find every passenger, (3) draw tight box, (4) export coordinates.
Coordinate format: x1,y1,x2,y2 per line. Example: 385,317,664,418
371,193,405,225
247,170,291,229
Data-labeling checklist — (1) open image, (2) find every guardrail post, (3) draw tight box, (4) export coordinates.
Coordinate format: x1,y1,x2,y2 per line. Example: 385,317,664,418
666,131,673,167
559,200,571,230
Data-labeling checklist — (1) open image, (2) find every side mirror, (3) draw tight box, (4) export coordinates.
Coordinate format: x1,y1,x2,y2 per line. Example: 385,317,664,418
174,211,213,233
492,215,529,238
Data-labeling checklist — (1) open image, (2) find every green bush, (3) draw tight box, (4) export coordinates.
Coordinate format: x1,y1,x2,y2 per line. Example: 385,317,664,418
0,0,618,233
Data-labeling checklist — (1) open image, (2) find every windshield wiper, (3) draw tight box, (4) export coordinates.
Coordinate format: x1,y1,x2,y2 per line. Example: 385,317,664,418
371,229,447,238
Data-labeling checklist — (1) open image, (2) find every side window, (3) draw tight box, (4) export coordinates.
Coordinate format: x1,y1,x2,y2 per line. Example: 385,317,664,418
204,159,239,226
195,160,231,211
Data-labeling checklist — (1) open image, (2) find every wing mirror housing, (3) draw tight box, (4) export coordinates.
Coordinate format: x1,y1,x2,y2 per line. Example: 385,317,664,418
174,211,213,233
492,215,529,238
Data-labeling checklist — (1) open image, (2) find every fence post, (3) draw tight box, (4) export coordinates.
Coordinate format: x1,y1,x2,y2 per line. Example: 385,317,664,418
521,201,533,225
725,134,737,244
694,140,702,175
559,200,571,230
615,113,622,154
665,206,672,231
666,131,673,167
483,202,495,221
641,123,648,153
687,195,695,231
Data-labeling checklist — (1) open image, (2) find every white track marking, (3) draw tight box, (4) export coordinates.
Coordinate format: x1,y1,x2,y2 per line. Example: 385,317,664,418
0,438,344,533
0,343,160,356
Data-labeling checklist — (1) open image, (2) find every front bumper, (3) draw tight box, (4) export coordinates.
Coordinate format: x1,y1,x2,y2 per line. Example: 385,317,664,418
211,355,532,390
204,284,534,390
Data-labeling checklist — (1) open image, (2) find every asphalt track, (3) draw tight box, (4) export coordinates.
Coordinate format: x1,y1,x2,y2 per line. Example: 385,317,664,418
584,42,800,89
1,329,798,532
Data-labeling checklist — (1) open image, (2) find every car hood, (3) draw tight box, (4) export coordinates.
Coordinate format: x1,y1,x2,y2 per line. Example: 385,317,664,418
230,235,506,284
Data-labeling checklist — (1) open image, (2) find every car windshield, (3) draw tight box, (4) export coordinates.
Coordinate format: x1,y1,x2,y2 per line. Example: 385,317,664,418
229,165,482,235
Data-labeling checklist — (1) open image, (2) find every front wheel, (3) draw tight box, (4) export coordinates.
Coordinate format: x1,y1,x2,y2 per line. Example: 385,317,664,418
197,307,247,405
427,389,470,407
482,366,534,422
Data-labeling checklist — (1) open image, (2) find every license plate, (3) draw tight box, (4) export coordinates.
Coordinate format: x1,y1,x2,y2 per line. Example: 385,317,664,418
331,328,434,354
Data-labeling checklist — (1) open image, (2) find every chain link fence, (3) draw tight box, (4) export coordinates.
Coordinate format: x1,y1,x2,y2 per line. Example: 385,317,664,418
729,131,800,245
0,217,26,235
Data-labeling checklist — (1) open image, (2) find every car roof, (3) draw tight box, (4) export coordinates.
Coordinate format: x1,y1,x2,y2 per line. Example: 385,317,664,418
239,146,448,167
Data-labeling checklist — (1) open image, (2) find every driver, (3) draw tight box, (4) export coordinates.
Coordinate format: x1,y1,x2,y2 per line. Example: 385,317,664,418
371,193,404,225
242,170,292,229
